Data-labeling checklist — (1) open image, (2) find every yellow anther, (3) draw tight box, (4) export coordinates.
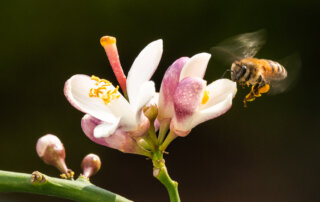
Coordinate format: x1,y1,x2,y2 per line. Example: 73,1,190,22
89,75,120,105
91,75,100,82
100,36,116,47
201,90,210,105
100,79,111,85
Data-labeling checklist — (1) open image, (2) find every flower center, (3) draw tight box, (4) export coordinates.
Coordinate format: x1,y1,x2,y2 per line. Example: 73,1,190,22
201,90,209,104
89,75,120,105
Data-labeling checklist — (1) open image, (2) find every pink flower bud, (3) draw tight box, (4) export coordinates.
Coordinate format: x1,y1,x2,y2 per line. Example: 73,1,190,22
36,134,68,174
81,153,101,178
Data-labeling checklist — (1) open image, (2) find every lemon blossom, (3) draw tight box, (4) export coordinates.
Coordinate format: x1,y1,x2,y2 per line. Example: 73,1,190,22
64,37,163,142
159,53,237,137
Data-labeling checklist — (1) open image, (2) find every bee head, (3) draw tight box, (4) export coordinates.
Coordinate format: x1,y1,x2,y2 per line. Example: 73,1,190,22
231,61,247,82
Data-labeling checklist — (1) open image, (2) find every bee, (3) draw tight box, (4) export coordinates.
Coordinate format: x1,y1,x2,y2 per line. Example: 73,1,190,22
211,29,300,107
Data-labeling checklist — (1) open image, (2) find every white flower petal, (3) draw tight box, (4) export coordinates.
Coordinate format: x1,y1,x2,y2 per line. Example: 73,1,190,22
132,81,156,112
64,74,118,123
107,93,138,130
94,118,120,138
126,39,163,104
179,53,211,81
147,92,159,106
200,79,237,109
191,93,233,129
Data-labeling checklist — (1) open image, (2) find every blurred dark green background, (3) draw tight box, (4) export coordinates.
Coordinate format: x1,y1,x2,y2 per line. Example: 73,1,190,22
1,0,319,201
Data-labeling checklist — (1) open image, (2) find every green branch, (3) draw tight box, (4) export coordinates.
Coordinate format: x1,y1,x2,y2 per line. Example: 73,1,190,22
152,151,180,202
0,170,132,202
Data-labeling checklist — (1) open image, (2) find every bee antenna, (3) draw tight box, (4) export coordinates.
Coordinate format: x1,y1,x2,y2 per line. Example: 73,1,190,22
221,69,232,78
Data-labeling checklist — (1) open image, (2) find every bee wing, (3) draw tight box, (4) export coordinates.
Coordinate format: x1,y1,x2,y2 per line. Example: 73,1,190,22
269,53,302,95
210,29,267,64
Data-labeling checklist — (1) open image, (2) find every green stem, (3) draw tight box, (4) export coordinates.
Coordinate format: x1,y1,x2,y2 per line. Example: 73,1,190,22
143,135,156,152
152,151,180,202
158,119,170,144
148,121,159,146
159,130,177,152
0,170,132,202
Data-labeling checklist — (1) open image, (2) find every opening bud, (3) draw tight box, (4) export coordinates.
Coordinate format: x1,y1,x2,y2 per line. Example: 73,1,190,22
81,153,101,178
36,134,73,179
143,104,158,122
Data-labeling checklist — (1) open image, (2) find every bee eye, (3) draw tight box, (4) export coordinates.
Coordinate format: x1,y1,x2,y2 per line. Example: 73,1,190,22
237,65,247,79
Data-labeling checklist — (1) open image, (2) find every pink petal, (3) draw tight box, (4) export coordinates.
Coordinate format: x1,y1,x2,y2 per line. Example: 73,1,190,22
81,114,142,154
158,57,189,120
171,77,206,135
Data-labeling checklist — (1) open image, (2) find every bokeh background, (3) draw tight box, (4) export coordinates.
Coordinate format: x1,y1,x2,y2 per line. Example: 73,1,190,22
1,0,320,201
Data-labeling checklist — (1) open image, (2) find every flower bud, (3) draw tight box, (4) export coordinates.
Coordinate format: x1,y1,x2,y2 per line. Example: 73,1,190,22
143,104,158,122
81,153,101,178
36,134,69,175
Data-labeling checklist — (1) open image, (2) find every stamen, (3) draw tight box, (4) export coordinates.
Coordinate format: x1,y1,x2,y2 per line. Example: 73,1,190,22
89,75,120,105
201,90,210,104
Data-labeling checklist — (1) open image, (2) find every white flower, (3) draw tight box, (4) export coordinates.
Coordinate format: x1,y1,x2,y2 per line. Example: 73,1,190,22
64,39,163,139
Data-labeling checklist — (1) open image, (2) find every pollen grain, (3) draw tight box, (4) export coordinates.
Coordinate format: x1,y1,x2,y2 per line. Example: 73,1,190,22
201,90,210,105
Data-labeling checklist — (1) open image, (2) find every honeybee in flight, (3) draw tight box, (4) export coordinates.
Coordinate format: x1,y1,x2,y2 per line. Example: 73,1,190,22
211,29,300,107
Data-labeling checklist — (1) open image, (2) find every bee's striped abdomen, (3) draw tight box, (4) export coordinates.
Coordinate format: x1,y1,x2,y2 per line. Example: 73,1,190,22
262,59,287,80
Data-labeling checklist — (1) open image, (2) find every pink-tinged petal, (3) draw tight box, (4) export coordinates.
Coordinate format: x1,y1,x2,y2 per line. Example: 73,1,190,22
171,77,206,136
158,57,189,120
100,36,127,94
200,79,237,110
64,74,117,123
126,39,163,104
81,115,144,154
191,94,233,129
179,53,211,81
81,114,105,145
128,116,150,137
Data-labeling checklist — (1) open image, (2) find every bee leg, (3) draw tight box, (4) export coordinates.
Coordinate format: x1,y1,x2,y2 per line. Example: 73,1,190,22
243,85,258,107
243,83,270,107
258,83,270,93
